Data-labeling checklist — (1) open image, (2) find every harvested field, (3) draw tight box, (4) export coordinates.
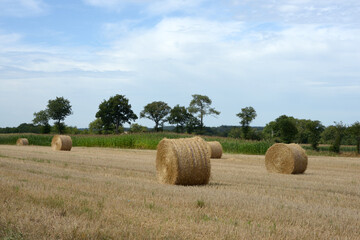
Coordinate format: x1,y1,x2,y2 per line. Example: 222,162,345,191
0,145,359,239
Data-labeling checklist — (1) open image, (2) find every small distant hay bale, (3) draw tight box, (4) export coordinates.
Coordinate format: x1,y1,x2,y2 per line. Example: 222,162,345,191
156,137,211,185
265,143,308,174
51,135,72,151
207,141,223,158
16,138,29,146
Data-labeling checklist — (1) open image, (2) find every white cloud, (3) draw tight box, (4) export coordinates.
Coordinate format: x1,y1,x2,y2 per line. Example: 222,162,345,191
0,0,47,17
1,0,360,127
94,17,360,112
233,0,360,24
83,0,205,15
146,0,205,15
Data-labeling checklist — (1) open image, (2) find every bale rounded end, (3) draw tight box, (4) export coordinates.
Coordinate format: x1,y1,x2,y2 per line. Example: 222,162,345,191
16,138,29,146
207,141,223,158
265,143,308,174
51,135,72,151
156,137,211,185
156,138,179,185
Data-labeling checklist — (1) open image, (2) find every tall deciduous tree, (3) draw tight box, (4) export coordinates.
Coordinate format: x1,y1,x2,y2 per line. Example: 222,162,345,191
236,106,257,139
33,110,51,133
306,120,325,151
140,101,171,132
96,94,137,134
47,97,72,133
330,121,346,153
167,105,189,133
349,121,360,154
188,94,220,130
89,118,104,134
274,115,298,143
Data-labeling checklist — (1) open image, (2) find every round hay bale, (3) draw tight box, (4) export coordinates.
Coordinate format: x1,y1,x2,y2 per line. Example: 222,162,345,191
265,143,308,174
156,137,211,185
207,141,223,158
51,135,72,151
16,138,29,146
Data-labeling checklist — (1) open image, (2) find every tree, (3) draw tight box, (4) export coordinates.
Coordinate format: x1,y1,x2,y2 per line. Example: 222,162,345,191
33,110,51,133
228,127,242,138
17,123,41,133
188,94,220,131
130,123,147,133
320,126,337,144
330,121,346,153
263,121,277,141
274,115,298,143
185,114,201,134
95,94,137,134
306,120,325,151
349,121,360,154
167,105,190,133
236,106,257,139
295,119,310,144
47,97,72,134
140,101,170,132
89,118,104,134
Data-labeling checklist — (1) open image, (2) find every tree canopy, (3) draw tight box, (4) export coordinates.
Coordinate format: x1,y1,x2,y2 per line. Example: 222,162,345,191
140,101,171,132
236,106,257,139
167,105,190,133
33,110,51,133
188,94,220,130
95,94,138,134
306,120,325,151
349,121,360,153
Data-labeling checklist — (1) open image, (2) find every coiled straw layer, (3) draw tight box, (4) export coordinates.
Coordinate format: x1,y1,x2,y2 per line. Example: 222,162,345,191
51,135,72,151
16,138,29,146
156,137,211,185
207,141,223,158
265,143,308,174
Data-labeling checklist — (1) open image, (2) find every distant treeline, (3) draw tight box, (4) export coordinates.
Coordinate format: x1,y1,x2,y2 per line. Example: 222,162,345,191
0,122,357,146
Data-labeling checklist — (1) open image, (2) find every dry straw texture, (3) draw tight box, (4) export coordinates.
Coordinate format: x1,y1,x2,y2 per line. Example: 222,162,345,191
16,138,29,146
265,143,308,174
207,141,223,158
156,137,211,185
51,135,72,151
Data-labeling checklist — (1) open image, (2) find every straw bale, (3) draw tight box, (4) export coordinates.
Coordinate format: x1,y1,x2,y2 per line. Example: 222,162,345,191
207,141,223,158
16,138,29,146
265,143,308,174
156,137,211,185
51,135,72,151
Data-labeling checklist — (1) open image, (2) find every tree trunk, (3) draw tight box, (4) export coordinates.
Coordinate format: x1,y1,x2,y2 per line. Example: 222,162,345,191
155,121,159,132
57,120,62,134
115,122,119,134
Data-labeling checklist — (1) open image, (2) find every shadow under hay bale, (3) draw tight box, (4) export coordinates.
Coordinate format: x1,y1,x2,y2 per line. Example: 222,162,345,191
16,138,29,146
51,135,72,151
265,143,308,174
207,141,223,158
156,137,211,185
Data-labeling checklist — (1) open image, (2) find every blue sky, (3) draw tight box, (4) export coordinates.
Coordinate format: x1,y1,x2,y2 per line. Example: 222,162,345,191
1,0,359,128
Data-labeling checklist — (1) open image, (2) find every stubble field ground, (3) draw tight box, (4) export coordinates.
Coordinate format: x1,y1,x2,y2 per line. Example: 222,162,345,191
0,145,359,239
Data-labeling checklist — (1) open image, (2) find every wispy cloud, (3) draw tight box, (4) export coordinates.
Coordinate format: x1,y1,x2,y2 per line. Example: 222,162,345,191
1,1,360,127
0,0,47,17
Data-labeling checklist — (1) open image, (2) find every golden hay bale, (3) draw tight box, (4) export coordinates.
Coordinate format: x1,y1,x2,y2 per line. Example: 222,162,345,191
207,141,223,158
16,138,29,146
51,135,72,151
156,137,211,185
265,143,308,174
